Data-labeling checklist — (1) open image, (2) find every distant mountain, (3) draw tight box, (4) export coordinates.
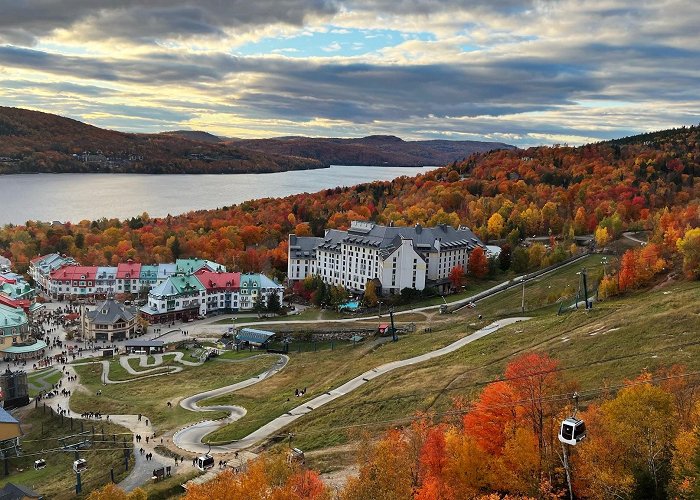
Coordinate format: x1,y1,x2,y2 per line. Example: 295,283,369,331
0,107,323,174
228,135,516,167
161,130,225,143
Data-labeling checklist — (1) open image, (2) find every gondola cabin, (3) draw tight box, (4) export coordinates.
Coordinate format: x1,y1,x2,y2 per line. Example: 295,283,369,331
34,459,46,470
196,454,214,471
73,458,88,473
558,417,586,445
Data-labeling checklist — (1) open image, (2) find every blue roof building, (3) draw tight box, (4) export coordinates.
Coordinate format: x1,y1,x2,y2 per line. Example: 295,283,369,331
236,328,275,346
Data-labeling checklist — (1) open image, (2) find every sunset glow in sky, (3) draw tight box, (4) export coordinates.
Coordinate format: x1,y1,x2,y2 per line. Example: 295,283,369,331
1,0,698,146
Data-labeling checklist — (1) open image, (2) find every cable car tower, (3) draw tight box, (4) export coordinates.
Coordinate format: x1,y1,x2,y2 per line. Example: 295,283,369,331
58,431,92,495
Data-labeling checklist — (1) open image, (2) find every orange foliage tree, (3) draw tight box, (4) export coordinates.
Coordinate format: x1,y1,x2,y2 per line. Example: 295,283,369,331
184,453,329,500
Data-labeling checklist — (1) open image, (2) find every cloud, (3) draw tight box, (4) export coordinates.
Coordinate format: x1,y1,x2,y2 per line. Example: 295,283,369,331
322,42,342,52
0,0,698,147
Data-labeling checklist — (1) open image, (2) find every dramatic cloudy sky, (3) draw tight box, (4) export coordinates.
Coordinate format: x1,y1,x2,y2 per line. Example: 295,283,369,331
0,0,698,146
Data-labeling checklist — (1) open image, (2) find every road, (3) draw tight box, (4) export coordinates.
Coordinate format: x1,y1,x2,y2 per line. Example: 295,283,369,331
172,317,529,454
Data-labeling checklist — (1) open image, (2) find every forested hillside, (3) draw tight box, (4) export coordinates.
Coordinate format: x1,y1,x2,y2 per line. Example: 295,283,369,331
1,126,698,282
0,107,323,174
230,134,515,167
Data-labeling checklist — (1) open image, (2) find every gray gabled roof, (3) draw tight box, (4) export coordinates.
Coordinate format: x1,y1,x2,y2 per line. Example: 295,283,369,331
85,298,135,325
292,221,484,259
288,235,323,259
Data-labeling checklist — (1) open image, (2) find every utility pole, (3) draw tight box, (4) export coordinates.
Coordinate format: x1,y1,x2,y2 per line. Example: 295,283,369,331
521,279,525,314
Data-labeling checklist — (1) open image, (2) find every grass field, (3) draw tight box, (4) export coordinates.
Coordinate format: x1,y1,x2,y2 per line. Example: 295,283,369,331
465,254,611,319
279,279,700,453
74,357,170,383
71,355,276,433
27,368,63,397
200,323,479,443
0,407,134,499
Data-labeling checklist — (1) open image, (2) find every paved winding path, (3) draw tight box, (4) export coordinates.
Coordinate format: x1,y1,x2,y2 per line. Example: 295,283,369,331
173,355,289,453
172,317,529,454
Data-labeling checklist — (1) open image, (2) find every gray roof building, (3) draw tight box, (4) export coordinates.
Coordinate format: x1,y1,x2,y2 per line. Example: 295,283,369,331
85,298,135,326
288,221,484,295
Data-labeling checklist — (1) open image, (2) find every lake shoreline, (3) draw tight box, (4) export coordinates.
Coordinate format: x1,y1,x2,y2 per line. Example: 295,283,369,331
1,165,438,226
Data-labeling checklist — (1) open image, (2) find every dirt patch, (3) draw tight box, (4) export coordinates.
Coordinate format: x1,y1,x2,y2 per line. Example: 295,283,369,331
321,464,359,492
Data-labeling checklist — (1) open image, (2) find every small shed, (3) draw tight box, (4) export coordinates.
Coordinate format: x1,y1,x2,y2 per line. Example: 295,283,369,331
236,328,275,347
124,340,165,355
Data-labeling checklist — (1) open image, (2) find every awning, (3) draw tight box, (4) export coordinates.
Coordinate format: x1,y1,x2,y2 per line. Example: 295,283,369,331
2,340,48,354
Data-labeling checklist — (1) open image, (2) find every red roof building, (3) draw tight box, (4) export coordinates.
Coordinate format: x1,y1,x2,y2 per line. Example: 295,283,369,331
50,266,98,283
116,261,142,280
194,269,241,291
48,266,99,299
116,261,143,294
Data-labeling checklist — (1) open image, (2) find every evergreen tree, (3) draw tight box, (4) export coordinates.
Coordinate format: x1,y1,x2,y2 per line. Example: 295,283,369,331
266,292,281,313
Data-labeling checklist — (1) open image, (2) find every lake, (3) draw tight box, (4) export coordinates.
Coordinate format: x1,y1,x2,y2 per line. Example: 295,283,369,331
0,165,436,225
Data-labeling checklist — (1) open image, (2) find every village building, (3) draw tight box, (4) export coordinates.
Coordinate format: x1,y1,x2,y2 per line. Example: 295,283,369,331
0,273,35,301
175,258,224,274
47,266,98,300
116,261,142,296
139,273,206,323
195,269,241,315
236,328,275,348
81,296,138,342
155,263,177,285
139,265,159,292
29,253,77,293
0,304,46,361
288,221,485,295
95,266,117,296
239,274,284,310
0,303,30,353
38,257,226,301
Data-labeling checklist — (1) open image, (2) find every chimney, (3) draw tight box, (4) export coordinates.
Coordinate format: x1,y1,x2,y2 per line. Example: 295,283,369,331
415,223,422,234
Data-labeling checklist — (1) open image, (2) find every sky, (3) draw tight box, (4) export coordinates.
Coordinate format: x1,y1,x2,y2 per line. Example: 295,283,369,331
0,0,698,147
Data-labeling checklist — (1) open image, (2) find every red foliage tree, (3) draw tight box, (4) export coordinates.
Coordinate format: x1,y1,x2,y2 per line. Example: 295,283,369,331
467,247,489,279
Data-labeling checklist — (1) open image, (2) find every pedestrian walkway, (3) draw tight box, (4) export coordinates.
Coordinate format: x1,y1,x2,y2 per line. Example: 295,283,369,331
172,318,529,454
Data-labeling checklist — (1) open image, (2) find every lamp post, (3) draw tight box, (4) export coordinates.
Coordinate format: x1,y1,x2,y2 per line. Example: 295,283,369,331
377,300,383,318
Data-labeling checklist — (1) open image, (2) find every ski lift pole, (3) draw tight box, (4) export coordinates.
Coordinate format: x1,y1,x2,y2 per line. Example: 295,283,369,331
74,450,82,495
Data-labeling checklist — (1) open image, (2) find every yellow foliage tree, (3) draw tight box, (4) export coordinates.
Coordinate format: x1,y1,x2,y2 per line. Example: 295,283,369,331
676,227,700,279
594,226,611,247
87,484,146,500
487,212,505,240
598,273,618,299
